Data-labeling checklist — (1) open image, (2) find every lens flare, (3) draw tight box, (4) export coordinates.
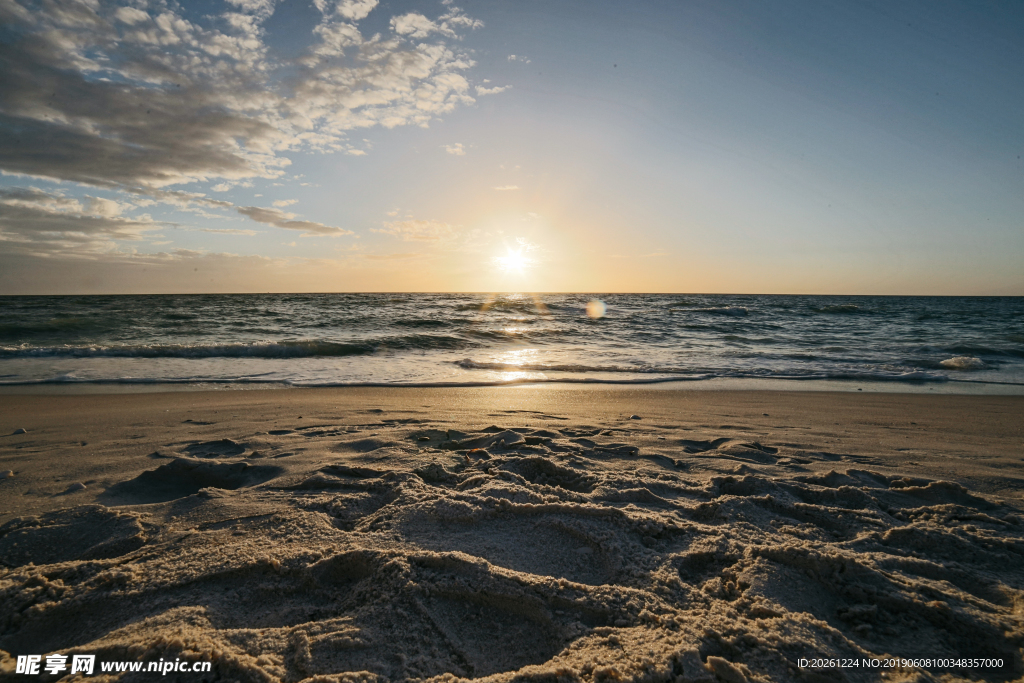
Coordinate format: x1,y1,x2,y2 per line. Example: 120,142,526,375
586,300,606,319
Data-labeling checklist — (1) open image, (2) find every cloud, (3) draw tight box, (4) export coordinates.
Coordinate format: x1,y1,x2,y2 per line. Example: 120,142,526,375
337,0,378,21
85,196,129,217
363,252,422,260
391,13,442,39
493,185,520,191
372,219,455,241
113,6,148,24
272,199,298,207
0,186,161,257
313,0,377,21
444,143,465,155
507,54,531,63
389,5,482,39
237,205,353,236
225,0,277,16
0,245,445,295
476,84,510,96
200,228,259,235
0,0,486,198
119,187,233,211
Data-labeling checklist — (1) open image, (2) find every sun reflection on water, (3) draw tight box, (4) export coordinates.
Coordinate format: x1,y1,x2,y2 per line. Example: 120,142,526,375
497,348,538,365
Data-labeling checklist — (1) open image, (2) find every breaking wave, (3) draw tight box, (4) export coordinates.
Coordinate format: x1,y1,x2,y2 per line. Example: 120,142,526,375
0,335,475,359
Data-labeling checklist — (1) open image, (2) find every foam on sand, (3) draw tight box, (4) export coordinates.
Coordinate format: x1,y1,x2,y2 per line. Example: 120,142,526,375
0,391,1022,681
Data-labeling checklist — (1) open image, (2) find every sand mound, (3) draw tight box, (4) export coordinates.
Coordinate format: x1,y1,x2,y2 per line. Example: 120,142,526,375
1,417,1022,682
100,458,283,504
0,506,147,566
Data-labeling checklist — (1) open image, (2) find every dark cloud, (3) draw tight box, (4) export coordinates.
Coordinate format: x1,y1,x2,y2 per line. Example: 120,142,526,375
236,206,353,235
0,187,160,256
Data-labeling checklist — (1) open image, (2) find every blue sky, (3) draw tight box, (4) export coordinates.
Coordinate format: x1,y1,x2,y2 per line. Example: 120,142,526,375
0,0,1021,294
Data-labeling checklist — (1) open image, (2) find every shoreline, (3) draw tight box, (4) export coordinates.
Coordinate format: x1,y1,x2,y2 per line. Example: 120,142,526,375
1,375,1022,395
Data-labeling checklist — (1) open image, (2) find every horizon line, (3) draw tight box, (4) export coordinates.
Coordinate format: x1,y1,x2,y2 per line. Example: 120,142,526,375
1,291,1022,298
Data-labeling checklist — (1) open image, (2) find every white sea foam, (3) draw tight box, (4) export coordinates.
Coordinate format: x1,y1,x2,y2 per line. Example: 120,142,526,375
940,356,986,370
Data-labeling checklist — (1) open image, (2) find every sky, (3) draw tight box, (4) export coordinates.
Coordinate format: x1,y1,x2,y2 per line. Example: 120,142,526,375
0,0,1021,295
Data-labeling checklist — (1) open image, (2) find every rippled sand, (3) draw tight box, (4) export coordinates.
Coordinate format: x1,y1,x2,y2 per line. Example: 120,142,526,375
1,388,1022,682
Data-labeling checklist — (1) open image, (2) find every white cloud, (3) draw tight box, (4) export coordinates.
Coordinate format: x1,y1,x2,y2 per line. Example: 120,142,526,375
507,54,531,63
444,143,465,156
390,5,481,40
312,20,363,54
224,0,277,17
493,185,520,191
337,0,377,21
391,12,442,39
114,6,149,24
476,84,510,96
372,219,455,241
0,0,487,198
364,252,422,260
272,199,298,207
85,196,127,217
200,228,259,235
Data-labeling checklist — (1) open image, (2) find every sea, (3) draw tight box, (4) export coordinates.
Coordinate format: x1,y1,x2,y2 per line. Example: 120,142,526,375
1,294,1022,392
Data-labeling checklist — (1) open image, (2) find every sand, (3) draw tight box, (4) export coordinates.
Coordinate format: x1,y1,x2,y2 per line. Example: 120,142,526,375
0,386,1022,682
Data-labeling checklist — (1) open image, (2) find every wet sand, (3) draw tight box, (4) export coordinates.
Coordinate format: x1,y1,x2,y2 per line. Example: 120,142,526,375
1,387,1022,681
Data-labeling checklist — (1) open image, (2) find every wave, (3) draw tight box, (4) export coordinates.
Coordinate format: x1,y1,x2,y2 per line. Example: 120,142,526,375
0,335,476,359
666,299,701,308
0,369,955,388
916,344,1024,359
453,359,689,374
945,344,1024,359
454,298,554,314
392,319,451,329
451,359,946,382
0,317,121,339
669,306,748,317
811,304,864,315
699,307,748,316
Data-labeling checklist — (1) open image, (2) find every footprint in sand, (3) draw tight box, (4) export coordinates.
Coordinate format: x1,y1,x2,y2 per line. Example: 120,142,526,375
182,438,247,458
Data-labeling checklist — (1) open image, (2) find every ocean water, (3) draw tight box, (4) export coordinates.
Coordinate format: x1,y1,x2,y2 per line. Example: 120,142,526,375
1,294,1022,391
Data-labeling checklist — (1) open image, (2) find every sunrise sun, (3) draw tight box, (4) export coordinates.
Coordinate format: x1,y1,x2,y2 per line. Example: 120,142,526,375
493,242,537,275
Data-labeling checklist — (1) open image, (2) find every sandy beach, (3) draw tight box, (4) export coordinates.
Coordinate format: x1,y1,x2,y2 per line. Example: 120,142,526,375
1,386,1022,682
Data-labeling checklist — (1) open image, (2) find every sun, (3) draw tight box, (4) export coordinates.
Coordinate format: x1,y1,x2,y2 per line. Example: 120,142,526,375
493,244,536,275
